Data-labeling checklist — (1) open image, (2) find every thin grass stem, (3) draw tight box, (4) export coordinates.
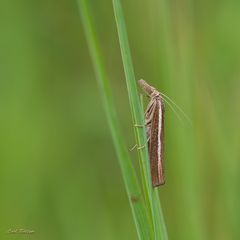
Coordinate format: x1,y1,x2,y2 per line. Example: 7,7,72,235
77,1,153,239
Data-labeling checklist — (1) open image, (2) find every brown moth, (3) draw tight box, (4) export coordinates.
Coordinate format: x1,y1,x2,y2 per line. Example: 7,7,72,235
138,79,165,187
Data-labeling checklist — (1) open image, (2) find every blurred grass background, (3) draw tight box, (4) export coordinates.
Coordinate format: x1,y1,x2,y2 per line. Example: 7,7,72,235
0,0,240,239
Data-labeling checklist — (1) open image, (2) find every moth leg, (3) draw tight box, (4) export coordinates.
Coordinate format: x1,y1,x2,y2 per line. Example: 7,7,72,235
137,137,150,150
130,123,147,151
134,124,145,127
134,120,151,128
129,137,150,151
129,144,137,151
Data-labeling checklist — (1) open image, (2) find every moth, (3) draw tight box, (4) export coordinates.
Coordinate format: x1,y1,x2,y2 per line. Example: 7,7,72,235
138,79,165,187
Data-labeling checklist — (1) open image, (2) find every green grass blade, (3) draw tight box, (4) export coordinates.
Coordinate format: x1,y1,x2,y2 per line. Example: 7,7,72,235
153,190,168,240
77,1,153,239
112,0,168,239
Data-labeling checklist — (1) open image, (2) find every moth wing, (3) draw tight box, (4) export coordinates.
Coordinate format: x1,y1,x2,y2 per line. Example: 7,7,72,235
148,99,165,187
145,99,156,140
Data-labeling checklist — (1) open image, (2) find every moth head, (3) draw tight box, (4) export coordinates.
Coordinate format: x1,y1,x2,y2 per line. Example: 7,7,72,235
138,79,156,97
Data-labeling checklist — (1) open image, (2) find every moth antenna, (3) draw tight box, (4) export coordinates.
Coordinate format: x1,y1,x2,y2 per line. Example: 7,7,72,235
162,97,184,124
160,92,192,125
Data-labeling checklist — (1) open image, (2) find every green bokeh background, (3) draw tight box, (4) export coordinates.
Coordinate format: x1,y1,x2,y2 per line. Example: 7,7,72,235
1,0,240,239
